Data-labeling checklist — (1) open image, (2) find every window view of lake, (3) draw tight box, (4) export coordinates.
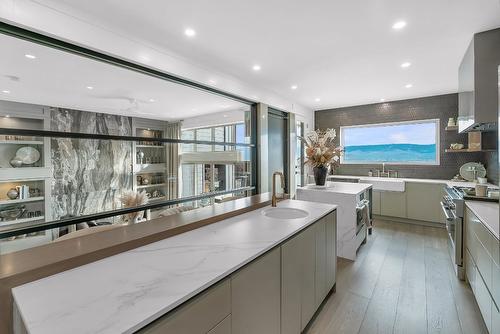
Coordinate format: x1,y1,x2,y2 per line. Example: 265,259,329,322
341,120,438,164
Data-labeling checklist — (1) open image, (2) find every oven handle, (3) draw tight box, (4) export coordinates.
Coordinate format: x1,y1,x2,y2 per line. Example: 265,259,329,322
440,202,456,221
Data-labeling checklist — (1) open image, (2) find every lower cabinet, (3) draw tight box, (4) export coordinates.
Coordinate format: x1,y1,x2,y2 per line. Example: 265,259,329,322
139,211,337,334
231,248,281,334
493,303,500,334
208,316,231,334
300,225,316,331
281,226,315,333
373,182,446,223
406,182,444,223
465,208,500,333
372,190,381,215
326,213,337,293
380,191,407,218
315,218,327,309
137,280,231,334
281,213,337,333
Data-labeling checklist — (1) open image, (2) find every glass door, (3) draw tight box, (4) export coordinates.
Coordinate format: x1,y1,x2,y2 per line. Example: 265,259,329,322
295,121,305,187
268,109,289,193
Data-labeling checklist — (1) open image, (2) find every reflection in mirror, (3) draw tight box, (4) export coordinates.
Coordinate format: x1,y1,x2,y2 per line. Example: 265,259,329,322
0,32,254,254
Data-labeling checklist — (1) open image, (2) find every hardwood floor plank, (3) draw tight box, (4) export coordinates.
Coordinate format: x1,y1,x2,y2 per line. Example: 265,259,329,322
424,230,463,334
393,224,427,334
345,222,396,299
323,291,370,334
358,225,408,334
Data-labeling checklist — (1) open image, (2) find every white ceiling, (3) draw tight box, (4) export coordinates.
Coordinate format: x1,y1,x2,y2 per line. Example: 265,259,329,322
32,0,500,110
0,33,249,121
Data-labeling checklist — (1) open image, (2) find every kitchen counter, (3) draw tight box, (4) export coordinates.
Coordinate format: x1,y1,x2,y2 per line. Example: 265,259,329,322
301,181,372,195
12,200,336,334
465,201,499,239
327,174,498,190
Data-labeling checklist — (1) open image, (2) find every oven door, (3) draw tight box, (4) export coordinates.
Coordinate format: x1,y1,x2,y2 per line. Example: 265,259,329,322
356,201,368,234
440,201,462,266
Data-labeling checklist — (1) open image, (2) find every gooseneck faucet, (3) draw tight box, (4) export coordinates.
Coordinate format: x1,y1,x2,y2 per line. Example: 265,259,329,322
272,171,285,207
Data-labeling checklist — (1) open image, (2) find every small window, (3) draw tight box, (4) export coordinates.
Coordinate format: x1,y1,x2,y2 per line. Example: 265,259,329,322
340,119,440,165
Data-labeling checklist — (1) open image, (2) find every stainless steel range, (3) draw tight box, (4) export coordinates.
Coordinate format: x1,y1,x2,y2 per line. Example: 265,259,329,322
441,186,466,280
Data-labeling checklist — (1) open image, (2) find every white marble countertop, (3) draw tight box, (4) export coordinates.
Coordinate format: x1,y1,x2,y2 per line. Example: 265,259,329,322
327,175,498,189
12,200,336,334
465,201,499,240
299,181,372,195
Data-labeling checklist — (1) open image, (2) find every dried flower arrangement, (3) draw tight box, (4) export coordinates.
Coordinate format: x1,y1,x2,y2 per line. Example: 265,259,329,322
300,128,343,168
120,190,149,224
300,128,343,185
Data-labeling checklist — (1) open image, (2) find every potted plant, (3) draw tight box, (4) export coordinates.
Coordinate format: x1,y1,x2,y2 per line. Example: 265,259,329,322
300,128,343,186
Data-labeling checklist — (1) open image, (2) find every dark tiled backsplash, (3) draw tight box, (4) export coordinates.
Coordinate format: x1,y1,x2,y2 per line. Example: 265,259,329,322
315,94,498,183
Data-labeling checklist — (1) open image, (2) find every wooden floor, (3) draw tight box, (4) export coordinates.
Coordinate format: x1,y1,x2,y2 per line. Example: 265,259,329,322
307,219,488,334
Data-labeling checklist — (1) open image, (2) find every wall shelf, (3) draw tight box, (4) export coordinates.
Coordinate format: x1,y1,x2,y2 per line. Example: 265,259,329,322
0,196,44,205
136,145,164,148
136,183,166,189
0,216,45,226
445,125,459,131
0,140,44,145
135,163,167,174
445,149,495,153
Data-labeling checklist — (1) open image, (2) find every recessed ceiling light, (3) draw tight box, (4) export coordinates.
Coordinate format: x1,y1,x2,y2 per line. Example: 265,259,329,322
149,98,155,103
184,28,196,37
401,62,411,68
86,86,94,90
24,54,36,59
252,64,261,71
405,83,413,88
2,90,10,94
315,98,321,102
380,98,386,102
291,85,298,90
223,114,228,118
392,21,407,30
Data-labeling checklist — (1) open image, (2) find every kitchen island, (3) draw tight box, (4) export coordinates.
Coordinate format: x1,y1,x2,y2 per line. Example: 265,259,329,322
297,182,372,261
12,200,337,334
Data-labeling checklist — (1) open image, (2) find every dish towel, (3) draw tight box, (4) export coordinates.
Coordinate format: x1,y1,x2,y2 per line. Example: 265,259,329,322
361,199,372,233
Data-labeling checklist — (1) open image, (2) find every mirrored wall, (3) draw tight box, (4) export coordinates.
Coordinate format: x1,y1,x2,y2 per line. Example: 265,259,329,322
0,27,256,254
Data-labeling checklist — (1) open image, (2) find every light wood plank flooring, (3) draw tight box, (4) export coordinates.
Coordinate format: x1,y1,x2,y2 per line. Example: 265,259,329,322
307,220,488,334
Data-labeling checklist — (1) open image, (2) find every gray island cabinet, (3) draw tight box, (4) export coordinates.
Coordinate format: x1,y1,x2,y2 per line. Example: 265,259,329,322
138,211,337,334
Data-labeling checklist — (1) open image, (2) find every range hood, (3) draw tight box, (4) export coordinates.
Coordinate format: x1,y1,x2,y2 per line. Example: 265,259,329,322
458,28,500,133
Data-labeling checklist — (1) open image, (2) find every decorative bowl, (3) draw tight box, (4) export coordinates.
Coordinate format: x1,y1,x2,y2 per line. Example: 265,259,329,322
0,205,26,220
16,146,41,164
450,143,464,150
7,188,19,200
10,158,23,168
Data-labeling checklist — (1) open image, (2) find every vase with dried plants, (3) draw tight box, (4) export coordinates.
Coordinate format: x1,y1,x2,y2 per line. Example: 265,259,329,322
120,190,149,224
300,128,343,186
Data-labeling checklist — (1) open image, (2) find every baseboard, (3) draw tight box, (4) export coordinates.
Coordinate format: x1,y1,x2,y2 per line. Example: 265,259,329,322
373,215,446,229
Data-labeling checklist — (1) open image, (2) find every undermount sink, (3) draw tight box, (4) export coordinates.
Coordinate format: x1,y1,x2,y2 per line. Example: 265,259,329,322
262,207,309,220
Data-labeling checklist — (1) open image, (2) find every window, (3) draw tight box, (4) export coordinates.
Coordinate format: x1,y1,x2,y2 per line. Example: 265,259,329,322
340,119,440,165
180,120,252,204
